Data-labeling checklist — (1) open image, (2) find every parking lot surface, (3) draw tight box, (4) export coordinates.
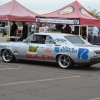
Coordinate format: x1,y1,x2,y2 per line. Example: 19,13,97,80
0,57,100,100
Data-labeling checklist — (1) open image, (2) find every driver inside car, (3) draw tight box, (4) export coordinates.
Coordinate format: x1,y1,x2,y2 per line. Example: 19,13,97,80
41,36,46,44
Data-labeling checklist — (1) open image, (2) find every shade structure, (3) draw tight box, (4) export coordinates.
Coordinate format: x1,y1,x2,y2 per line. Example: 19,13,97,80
0,0,40,22
38,1,100,26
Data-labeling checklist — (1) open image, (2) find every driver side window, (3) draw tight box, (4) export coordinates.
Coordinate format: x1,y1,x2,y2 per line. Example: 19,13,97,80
30,35,40,43
30,35,47,44
45,35,55,44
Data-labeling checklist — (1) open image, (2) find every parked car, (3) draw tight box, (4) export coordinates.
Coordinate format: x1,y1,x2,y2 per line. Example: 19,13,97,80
0,33,100,69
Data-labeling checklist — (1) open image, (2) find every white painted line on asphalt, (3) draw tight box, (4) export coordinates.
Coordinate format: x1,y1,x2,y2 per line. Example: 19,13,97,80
0,75,81,86
90,97,100,100
0,67,23,71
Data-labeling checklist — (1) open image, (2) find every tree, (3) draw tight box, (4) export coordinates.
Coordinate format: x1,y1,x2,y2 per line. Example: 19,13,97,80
88,7,100,18
16,22,22,27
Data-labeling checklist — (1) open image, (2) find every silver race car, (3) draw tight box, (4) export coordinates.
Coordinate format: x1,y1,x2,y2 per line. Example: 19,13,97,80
0,33,100,69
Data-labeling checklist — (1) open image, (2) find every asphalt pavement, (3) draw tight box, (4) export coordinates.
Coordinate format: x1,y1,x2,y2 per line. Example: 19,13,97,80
0,57,100,100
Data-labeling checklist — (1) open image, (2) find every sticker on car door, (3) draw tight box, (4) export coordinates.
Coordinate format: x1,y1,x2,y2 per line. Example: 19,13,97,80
27,45,39,54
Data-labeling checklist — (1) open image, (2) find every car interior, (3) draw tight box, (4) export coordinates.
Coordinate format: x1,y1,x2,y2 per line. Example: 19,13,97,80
30,35,55,44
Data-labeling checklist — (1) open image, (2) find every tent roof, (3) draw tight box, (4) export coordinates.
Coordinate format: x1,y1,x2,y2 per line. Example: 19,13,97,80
41,1,100,26
0,0,40,22
42,1,97,19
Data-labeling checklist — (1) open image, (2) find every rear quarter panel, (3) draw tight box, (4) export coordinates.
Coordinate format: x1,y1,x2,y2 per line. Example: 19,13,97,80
54,45,93,64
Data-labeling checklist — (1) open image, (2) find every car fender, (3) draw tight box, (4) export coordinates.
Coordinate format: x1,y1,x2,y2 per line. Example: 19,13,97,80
0,46,14,56
55,53,73,61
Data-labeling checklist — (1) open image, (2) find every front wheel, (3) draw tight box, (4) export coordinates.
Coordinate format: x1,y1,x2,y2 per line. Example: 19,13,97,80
2,49,15,63
57,55,74,69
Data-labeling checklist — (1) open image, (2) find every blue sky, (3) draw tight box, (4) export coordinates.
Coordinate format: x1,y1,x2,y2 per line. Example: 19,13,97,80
0,0,100,14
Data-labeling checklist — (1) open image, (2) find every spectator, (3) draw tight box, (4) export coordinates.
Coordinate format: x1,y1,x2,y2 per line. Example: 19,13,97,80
88,33,92,43
17,29,23,41
10,21,18,41
44,24,48,33
82,28,87,39
72,31,76,35
1,29,6,37
63,24,71,33
56,24,63,33
36,24,40,33
42,35,46,43
22,22,28,40
31,24,35,34
92,26,99,44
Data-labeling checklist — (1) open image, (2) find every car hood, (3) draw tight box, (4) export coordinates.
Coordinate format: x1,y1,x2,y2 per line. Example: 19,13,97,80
75,44,100,51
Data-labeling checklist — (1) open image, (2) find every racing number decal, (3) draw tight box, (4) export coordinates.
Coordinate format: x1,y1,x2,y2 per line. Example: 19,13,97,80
78,48,89,60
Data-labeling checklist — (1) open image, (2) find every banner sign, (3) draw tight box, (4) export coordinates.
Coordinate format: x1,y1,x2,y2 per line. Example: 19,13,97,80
36,18,79,24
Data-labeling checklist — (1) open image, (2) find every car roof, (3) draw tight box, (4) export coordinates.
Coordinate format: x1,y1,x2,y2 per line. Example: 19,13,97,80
34,33,76,37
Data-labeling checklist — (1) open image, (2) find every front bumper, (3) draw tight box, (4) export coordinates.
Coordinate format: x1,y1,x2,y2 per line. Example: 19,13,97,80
90,56,100,64
0,51,1,56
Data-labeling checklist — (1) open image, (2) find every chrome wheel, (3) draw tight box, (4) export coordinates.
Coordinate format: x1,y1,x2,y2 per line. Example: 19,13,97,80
57,55,73,69
2,49,15,62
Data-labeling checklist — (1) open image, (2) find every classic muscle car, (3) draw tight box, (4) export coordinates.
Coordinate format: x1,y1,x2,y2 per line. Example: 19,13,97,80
0,33,100,69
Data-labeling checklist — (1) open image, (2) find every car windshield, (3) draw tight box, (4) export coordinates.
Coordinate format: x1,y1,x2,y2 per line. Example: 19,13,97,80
64,36,85,44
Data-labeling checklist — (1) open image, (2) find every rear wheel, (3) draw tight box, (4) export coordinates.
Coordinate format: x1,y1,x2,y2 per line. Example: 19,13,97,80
57,55,74,69
2,49,15,63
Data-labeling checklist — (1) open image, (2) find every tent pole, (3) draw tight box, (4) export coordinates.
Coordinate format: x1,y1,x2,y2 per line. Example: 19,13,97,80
80,26,82,36
79,25,81,36
86,26,88,41
34,23,36,33
7,21,10,41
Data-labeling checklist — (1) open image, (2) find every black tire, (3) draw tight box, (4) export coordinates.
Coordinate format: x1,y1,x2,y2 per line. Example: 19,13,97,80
2,49,15,63
57,54,74,69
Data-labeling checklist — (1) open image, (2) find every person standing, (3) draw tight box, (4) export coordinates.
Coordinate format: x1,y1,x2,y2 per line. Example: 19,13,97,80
63,24,71,33
22,22,28,40
82,27,87,39
44,24,48,33
1,29,7,37
10,21,18,41
31,24,34,35
92,26,99,44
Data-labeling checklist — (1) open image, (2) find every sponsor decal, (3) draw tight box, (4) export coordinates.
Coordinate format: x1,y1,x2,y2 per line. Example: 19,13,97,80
54,47,60,53
59,6,74,15
44,48,52,53
26,54,55,60
13,51,18,55
78,48,89,59
0,45,7,47
54,46,77,53
80,8,93,18
36,18,79,24
27,45,39,54
73,19,79,24
55,38,67,43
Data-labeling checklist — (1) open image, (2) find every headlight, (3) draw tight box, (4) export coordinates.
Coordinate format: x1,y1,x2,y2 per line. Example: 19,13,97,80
94,52,96,55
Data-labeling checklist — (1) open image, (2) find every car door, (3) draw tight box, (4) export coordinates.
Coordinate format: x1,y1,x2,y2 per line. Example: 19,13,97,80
18,34,46,60
18,34,40,60
37,35,56,61
18,42,40,60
